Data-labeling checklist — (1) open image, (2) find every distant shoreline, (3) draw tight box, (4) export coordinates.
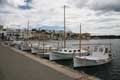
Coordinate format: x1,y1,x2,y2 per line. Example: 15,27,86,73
90,35,120,39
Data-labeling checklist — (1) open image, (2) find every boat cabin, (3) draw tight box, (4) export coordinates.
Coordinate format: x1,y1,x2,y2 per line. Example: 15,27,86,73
93,47,110,53
56,48,88,55
91,46,111,57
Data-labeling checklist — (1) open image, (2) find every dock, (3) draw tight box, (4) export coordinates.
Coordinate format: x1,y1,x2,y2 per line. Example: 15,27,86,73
0,42,100,80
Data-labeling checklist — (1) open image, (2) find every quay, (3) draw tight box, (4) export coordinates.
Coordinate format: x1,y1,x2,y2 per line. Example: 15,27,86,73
0,42,99,80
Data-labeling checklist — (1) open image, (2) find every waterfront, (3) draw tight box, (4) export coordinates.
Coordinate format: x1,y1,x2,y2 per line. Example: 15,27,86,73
0,41,99,80
55,39,120,80
0,39,120,80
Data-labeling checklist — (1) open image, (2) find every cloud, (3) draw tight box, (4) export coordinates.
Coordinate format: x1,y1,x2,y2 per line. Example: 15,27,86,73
0,0,120,35
87,0,120,12
68,0,88,8
69,0,120,13
87,17,120,23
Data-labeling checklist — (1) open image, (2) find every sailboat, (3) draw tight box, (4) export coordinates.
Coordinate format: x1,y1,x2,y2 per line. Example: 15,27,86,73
31,28,57,56
49,5,88,60
20,20,31,51
31,28,42,54
31,41,56,54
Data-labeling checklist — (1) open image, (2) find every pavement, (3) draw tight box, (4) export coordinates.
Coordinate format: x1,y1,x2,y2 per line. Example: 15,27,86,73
0,43,74,80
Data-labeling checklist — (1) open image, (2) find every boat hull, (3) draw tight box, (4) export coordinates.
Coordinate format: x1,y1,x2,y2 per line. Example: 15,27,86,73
20,45,31,51
31,47,40,53
15,44,21,49
49,52,73,60
73,57,112,68
31,47,50,58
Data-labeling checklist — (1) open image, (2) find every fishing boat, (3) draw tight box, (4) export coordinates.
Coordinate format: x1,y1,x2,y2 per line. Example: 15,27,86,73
31,31,57,55
31,43,57,58
49,5,89,60
9,39,22,46
20,20,31,51
20,41,31,51
73,44,112,67
31,43,56,54
12,40,23,49
49,48,88,60
31,43,40,53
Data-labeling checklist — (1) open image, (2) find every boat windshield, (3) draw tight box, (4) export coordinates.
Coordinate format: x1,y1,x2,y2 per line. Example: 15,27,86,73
94,47,98,52
105,48,108,53
99,48,103,52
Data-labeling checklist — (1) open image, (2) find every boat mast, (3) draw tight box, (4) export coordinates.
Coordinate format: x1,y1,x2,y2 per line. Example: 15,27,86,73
38,28,41,47
79,23,82,54
64,5,66,48
27,20,30,42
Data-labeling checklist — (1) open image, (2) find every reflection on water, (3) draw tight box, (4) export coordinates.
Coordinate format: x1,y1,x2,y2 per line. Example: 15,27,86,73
55,39,120,80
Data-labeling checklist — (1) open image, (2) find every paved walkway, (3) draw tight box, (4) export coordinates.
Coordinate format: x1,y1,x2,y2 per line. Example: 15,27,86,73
0,44,74,80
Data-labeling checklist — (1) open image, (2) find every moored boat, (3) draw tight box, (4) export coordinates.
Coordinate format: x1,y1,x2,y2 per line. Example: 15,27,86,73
49,48,88,60
31,43,56,54
73,44,112,67
20,41,31,51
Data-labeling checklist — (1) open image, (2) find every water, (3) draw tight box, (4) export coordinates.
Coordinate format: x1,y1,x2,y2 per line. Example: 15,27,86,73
55,39,120,80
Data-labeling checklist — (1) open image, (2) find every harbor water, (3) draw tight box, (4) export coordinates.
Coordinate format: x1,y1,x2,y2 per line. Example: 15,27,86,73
55,39,120,80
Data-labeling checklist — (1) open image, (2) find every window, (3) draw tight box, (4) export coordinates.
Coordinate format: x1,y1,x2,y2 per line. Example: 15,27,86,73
73,50,76,52
59,50,62,51
105,48,108,53
99,48,103,52
69,50,72,52
78,50,80,52
64,50,67,52
94,47,98,52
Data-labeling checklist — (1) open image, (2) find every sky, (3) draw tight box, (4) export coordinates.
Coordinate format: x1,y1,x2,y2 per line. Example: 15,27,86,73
0,0,120,35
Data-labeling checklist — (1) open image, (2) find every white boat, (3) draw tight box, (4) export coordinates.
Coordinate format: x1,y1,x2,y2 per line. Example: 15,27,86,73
31,43,40,53
20,41,31,51
11,40,31,51
49,48,88,60
14,40,24,49
31,43,57,57
20,20,31,51
10,40,22,46
73,45,112,67
49,6,89,60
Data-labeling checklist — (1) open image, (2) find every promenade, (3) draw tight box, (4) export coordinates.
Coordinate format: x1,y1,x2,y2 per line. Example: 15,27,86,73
0,44,74,80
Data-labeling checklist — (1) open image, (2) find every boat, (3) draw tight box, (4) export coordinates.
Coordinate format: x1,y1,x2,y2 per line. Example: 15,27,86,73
9,39,22,46
31,33,57,55
73,44,112,67
14,40,24,49
31,43,57,58
20,20,31,51
31,43,56,54
49,48,88,60
49,5,89,60
20,41,31,51
31,43,40,53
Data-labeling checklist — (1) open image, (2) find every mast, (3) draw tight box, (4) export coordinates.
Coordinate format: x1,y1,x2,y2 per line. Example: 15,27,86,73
64,5,66,48
79,23,82,53
27,20,29,41
38,28,41,47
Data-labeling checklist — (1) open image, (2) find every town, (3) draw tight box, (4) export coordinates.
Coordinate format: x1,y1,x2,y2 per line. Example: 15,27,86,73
0,25,91,41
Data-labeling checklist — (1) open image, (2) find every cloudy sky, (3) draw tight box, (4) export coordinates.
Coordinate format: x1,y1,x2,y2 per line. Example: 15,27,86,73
0,0,120,35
